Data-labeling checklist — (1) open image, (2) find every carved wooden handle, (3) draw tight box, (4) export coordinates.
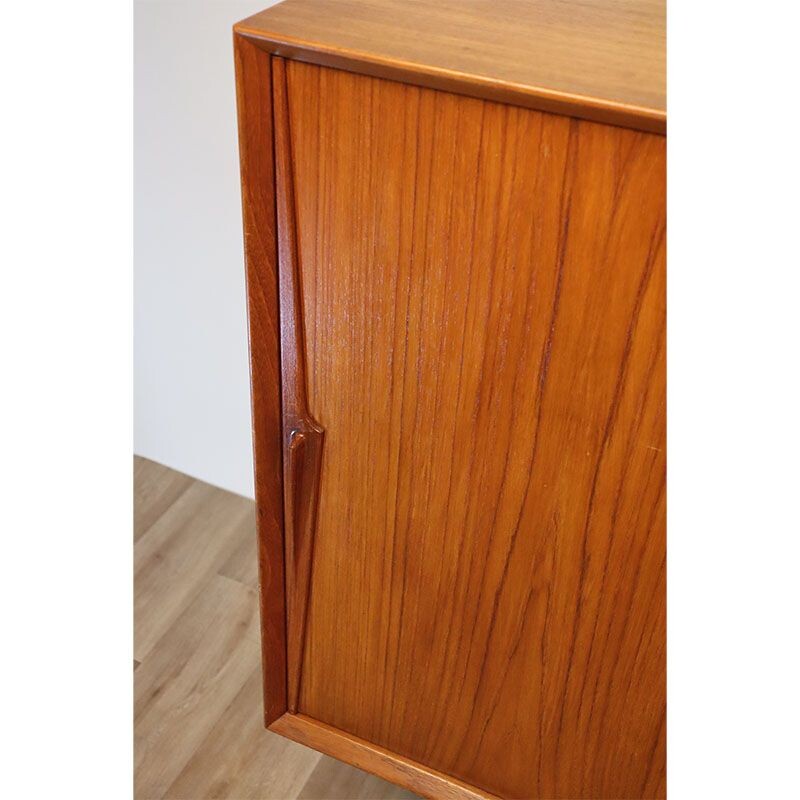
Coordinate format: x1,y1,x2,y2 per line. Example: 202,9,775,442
285,423,324,713
273,57,325,714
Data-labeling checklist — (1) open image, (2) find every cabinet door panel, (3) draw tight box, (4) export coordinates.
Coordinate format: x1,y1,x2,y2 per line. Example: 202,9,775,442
279,58,665,800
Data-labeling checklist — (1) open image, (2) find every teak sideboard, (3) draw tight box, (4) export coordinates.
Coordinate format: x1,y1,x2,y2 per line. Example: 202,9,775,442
234,2,665,798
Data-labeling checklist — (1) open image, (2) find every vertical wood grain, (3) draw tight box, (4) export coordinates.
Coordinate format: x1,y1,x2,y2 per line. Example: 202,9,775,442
233,33,286,726
272,56,326,715
282,61,666,799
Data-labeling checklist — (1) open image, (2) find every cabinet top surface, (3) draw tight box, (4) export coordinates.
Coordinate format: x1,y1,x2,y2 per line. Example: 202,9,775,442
235,0,665,133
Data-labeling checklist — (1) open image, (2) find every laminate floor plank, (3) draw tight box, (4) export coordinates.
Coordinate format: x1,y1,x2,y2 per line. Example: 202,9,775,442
134,478,253,661
134,456,195,541
217,509,260,589
134,457,417,800
135,574,261,798
166,667,321,800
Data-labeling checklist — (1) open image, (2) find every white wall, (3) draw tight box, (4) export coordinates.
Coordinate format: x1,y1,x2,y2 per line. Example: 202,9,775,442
135,0,278,498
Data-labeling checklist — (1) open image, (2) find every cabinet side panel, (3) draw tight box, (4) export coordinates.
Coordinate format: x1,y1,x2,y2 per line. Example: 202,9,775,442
234,34,286,725
287,60,665,799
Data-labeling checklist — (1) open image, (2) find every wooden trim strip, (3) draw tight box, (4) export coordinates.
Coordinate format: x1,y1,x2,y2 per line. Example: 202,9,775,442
269,713,501,800
234,29,665,135
272,56,326,715
233,34,287,725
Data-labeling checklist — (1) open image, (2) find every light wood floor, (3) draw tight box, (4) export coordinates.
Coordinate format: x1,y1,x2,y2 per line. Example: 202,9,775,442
135,456,419,800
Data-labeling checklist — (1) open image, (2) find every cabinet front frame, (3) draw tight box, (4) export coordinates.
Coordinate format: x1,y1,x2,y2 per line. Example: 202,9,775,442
235,31,665,800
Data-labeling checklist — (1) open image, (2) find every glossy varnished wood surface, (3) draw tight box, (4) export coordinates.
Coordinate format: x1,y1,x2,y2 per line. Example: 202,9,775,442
271,714,500,800
235,0,665,133
282,60,665,798
134,457,420,800
272,56,326,715
234,35,286,726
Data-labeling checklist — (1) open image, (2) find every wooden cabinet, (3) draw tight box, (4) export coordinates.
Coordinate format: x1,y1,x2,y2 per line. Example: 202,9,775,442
234,2,665,798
